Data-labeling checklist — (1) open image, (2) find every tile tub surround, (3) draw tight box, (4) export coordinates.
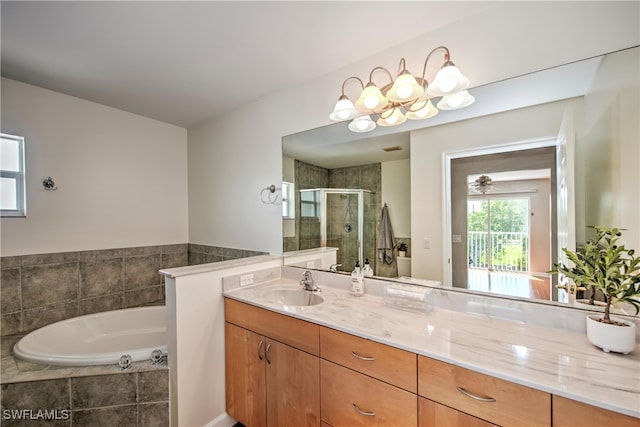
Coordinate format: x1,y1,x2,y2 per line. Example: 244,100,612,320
1,332,169,426
225,267,640,419
1,366,169,426
0,243,267,337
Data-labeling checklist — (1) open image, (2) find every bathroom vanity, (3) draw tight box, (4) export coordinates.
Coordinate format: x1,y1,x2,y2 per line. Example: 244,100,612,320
223,268,640,427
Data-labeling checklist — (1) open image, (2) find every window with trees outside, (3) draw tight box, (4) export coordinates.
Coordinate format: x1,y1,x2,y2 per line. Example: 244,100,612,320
1,133,26,217
467,198,529,272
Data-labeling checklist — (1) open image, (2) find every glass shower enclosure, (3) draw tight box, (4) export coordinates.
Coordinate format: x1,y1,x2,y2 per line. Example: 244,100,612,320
300,188,376,273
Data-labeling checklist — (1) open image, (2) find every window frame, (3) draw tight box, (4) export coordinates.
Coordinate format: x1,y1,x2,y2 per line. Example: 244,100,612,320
282,181,295,219
1,133,27,217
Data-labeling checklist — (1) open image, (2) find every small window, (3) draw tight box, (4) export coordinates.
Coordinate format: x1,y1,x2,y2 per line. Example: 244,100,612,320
300,190,319,218
282,181,295,219
1,133,26,217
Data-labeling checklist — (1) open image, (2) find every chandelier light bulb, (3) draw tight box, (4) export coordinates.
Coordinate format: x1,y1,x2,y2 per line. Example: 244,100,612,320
355,83,387,113
365,96,379,110
427,63,470,97
446,92,464,108
437,90,475,110
348,115,376,133
356,119,370,131
386,72,424,103
329,96,358,121
437,75,457,93
377,108,407,127
406,99,438,120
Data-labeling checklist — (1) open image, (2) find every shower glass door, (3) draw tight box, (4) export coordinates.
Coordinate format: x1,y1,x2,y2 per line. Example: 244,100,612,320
326,192,361,272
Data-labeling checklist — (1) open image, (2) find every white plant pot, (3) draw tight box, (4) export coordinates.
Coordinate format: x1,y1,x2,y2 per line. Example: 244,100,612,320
586,314,637,354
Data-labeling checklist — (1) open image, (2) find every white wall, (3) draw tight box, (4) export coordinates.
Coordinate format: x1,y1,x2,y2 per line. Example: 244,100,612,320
186,2,639,257
0,78,188,256
381,159,410,239
580,47,640,250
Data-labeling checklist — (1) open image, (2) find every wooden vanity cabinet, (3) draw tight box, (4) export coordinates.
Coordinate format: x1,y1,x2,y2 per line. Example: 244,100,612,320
417,356,550,427
552,395,639,427
224,299,320,427
224,299,636,427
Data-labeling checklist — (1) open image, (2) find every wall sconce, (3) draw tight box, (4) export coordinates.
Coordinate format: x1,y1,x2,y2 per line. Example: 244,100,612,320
329,46,474,133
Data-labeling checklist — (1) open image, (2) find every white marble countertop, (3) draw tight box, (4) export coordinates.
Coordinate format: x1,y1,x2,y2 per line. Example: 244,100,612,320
224,277,640,419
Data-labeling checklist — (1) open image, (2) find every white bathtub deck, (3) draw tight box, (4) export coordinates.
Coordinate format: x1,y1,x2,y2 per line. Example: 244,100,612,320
1,335,168,384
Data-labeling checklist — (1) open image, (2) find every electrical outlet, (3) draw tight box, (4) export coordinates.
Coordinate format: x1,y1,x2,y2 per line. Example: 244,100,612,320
306,261,315,268
240,274,254,287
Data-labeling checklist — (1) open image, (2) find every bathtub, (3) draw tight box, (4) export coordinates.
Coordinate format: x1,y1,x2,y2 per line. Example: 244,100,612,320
13,305,167,366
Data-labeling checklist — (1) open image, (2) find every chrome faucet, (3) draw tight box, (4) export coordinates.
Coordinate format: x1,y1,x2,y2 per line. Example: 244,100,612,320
329,263,342,273
300,270,320,292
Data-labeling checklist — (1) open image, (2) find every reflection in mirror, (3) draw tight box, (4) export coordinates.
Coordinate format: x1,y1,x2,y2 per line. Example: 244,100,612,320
450,147,556,301
282,46,639,307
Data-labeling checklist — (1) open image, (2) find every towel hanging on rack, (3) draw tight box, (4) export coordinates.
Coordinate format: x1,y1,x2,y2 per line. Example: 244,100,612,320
377,204,396,264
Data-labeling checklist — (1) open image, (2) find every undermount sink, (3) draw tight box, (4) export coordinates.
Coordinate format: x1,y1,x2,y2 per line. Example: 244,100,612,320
258,287,324,307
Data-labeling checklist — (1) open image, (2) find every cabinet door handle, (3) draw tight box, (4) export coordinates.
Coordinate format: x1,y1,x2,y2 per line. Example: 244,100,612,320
351,351,375,361
257,340,264,361
265,343,272,364
456,386,497,403
351,403,376,417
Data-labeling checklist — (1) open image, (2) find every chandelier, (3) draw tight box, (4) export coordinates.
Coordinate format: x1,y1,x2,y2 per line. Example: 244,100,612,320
329,46,475,133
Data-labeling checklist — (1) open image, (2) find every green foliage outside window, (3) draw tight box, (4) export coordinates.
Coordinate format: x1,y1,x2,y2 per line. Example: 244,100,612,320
468,199,529,270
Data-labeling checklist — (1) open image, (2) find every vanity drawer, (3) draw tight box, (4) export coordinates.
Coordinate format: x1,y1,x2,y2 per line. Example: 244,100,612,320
320,326,417,392
552,395,639,427
321,359,417,427
417,356,550,427
418,397,498,427
225,298,319,355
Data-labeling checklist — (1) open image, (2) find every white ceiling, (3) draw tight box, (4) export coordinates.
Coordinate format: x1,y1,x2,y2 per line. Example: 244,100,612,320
0,1,497,128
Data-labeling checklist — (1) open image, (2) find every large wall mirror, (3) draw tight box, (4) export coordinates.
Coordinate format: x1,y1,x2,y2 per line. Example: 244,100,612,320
282,46,639,307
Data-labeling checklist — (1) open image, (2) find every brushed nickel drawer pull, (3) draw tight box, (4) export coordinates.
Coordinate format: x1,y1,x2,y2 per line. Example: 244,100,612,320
456,386,497,403
352,403,376,416
351,351,375,361
266,343,272,364
258,340,264,361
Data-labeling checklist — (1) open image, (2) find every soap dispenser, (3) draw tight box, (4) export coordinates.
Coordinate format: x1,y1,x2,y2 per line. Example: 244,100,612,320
362,258,374,278
351,261,364,296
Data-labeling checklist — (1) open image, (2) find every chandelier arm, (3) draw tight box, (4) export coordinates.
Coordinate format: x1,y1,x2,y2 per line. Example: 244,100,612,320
341,76,365,95
396,57,407,76
420,46,451,83
367,66,394,85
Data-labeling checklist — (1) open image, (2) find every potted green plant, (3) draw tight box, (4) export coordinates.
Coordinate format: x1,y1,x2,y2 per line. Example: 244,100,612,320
398,242,408,257
552,226,640,353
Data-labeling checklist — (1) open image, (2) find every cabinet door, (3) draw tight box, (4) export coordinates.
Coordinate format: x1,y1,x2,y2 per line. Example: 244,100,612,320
266,339,320,427
418,397,497,427
552,395,639,427
225,322,266,427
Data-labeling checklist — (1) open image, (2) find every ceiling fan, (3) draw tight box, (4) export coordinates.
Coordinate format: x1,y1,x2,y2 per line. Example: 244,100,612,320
469,174,497,194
